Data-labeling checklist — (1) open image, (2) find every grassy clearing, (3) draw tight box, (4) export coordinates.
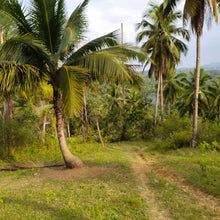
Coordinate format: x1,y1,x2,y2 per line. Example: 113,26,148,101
0,138,141,167
0,140,219,219
0,141,149,220
142,142,220,197
147,173,218,220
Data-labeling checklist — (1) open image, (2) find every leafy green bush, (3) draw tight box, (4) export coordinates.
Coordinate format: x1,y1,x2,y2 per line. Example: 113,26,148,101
156,117,220,151
157,115,191,139
198,121,220,147
198,141,220,152
156,129,192,150
155,116,192,150
168,130,192,149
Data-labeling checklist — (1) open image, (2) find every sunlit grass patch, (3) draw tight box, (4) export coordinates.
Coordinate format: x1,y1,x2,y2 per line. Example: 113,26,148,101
0,141,149,220
142,143,220,197
147,172,218,220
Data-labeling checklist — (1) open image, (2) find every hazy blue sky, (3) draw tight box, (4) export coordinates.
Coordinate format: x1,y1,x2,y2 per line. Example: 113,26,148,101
23,0,220,68
65,0,220,68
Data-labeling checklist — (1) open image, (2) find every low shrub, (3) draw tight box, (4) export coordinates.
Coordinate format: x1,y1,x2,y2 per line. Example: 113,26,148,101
198,121,220,145
155,115,192,150
157,115,191,139
198,141,220,152
156,129,192,150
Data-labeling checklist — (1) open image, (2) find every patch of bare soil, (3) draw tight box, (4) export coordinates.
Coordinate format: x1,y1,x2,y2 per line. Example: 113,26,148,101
0,166,111,190
34,166,111,181
132,147,172,220
138,148,220,216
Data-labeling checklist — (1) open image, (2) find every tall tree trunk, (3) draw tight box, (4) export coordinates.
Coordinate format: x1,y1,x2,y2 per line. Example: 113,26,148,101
95,114,105,147
160,72,164,125
3,97,13,125
153,77,161,138
121,23,126,105
192,34,201,147
54,89,83,168
168,101,171,116
1,29,14,155
3,97,13,155
42,114,47,141
121,23,127,139
121,84,127,140
83,91,89,136
0,28,3,44
122,83,125,105
66,117,70,138
81,105,85,139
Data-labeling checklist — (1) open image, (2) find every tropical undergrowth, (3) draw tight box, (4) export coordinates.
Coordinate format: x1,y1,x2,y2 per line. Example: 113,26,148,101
154,114,220,151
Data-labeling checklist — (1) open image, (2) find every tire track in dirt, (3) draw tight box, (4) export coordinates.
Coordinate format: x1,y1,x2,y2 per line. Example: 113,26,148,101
137,147,220,217
131,147,172,220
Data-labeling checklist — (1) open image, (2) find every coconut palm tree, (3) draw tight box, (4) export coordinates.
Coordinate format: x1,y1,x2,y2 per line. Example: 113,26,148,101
136,3,188,137
164,0,218,147
176,69,212,118
163,71,186,115
206,77,220,121
0,60,40,155
0,0,146,168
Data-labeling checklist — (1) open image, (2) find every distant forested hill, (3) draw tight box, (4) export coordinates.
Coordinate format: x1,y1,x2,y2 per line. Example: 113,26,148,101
177,62,220,78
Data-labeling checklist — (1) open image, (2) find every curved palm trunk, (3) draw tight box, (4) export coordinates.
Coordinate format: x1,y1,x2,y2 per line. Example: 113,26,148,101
192,34,201,147
66,117,71,138
54,89,83,168
160,72,164,125
153,76,161,138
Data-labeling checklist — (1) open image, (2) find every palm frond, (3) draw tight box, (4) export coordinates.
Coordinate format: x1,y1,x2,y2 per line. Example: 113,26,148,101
30,0,65,53
0,0,32,34
100,44,149,63
57,0,88,59
0,33,54,67
163,0,179,15
56,66,86,116
77,51,144,86
39,82,54,100
0,61,40,94
0,10,19,36
65,31,119,66
136,30,154,44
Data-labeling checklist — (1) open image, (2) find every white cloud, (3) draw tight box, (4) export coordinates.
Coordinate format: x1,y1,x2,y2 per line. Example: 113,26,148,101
22,0,220,67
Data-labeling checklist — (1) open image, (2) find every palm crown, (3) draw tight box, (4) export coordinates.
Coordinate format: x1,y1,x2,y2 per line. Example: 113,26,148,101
0,0,145,116
136,3,189,77
0,0,146,168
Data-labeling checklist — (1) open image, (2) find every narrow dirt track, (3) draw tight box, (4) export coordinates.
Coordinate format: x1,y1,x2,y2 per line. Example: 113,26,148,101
136,147,220,218
131,147,172,220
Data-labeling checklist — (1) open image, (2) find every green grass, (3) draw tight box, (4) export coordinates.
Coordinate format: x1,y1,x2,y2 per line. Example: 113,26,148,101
0,141,149,220
0,139,219,219
142,142,220,197
147,173,218,220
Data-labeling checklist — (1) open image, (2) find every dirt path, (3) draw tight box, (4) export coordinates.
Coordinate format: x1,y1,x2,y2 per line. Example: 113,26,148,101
136,147,220,217
131,148,172,220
